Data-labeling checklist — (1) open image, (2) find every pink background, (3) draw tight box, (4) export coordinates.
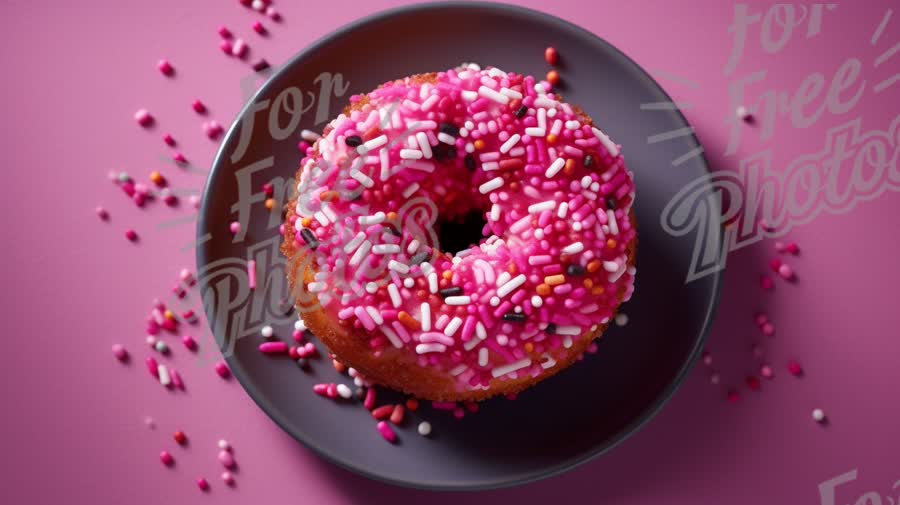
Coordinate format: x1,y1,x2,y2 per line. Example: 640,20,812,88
3,1,898,504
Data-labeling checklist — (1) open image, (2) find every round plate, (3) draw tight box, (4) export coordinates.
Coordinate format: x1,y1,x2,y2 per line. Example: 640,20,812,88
198,1,721,491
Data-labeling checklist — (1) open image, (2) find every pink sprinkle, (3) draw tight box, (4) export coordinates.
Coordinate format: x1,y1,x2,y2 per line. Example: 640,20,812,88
754,312,768,326
431,401,456,410
453,407,465,419
182,335,198,351
182,310,196,323
214,361,231,379
760,364,774,378
266,6,281,21
247,260,257,289
189,195,201,209
163,133,176,146
232,39,248,58
769,258,782,272
218,450,236,469
204,120,223,139
701,351,712,366
146,357,159,378
157,59,174,76
219,39,233,55
251,0,265,12
761,322,775,336
196,478,209,492
326,384,338,399
777,263,794,280
173,152,187,164
262,182,274,197
252,21,267,35
221,471,235,486
170,369,184,390
112,344,128,361
313,383,329,396
259,341,288,354
96,206,109,220
787,360,803,377
160,450,174,466
760,275,774,290
363,387,376,410
180,268,195,285
192,99,207,114
229,221,241,234
785,242,800,255
125,229,138,242
217,25,233,39
376,421,396,443
774,241,785,252
134,109,153,127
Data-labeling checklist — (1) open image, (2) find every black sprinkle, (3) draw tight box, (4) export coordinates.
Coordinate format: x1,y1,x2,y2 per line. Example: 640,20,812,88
440,123,460,137
433,144,447,161
300,228,319,249
296,357,309,370
439,286,463,298
514,105,528,118
252,59,270,72
566,264,586,276
502,312,527,323
606,197,617,209
464,153,476,171
584,154,595,168
388,225,402,237
545,323,557,334
410,251,430,265
344,135,363,147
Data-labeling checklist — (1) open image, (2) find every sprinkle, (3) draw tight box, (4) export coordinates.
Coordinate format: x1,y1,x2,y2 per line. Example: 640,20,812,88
300,129,320,142
336,384,352,399
359,212,386,225
491,358,532,378
247,259,257,289
502,312,526,323
360,134,387,153
562,242,584,255
545,157,565,178
232,38,248,58
497,274,526,298
812,408,826,423
390,404,405,425
479,177,504,194
478,86,509,104
214,361,231,379
217,25,232,38
592,127,619,157
160,451,174,466
196,478,210,492
499,134,521,153
376,421,396,443
777,263,795,280
134,109,153,127
787,360,803,376
218,449,236,469
546,70,560,86
736,105,752,121
614,313,629,326
252,20,267,35
388,260,410,274
259,341,288,354
157,59,174,76
528,200,556,214
544,274,565,286
217,439,230,451
260,325,273,338
222,472,235,486
417,421,432,436
373,244,401,254
444,296,471,305
112,344,128,361
416,343,446,354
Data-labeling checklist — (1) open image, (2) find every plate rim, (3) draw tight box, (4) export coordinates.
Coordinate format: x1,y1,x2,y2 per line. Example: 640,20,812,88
197,0,723,491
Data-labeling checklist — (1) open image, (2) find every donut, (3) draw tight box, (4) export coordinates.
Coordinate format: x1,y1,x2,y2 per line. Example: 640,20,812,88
282,64,637,401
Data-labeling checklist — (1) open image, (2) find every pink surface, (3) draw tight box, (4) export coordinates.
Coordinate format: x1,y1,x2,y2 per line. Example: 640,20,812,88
2,1,898,504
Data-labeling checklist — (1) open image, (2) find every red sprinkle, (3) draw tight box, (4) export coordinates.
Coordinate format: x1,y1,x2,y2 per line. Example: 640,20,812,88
745,376,761,391
125,229,138,242
217,25,233,39
146,356,159,378
173,152,187,164
389,405,405,425
760,275,774,290
363,388,376,410
174,431,187,445
192,99,207,114
544,47,559,65
787,360,803,377
546,70,560,86
252,21,267,35
112,344,128,361
371,405,394,420
170,369,184,390
313,384,329,396
96,206,109,220
769,258,782,272
376,421,396,443
785,242,800,255
196,478,210,492
219,39,233,55
214,361,231,379
160,451,174,466
157,59,174,76
405,398,418,411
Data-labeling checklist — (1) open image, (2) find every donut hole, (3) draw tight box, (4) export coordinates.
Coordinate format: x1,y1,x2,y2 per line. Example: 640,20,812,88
437,210,488,255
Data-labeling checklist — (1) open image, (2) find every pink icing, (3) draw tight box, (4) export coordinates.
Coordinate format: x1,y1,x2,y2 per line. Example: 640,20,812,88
290,64,636,393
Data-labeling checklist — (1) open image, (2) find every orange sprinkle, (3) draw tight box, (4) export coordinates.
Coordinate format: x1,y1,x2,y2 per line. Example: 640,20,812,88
164,310,175,321
536,284,552,296
563,158,576,176
583,278,594,288
442,271,453,280
398,311,421,330
545,274,565,286
386,211,397,222
406,398,419,411
264,198,275,210
524,343,534,353
301,218,312,227
546,70,560,86
592,286,606,295
606,239,617,249
587,260,602,273
507,263,518,274
546,134,557,144
332,359,346,373
473,139,485,150
149,171,165,186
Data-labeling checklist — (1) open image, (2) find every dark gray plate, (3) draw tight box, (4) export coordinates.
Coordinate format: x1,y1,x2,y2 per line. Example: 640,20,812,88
198,1,722,491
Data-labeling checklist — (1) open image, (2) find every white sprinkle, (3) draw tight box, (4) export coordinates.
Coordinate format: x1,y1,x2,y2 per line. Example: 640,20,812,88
416,132,432,159
531,295,543,308
499,134,521,153
614,313,629,326
350,170,374,188
294,319,306,331
812,408,826,423
300,129,320,141
609,262,627,283
450,364,468,376
563,336,573,348
307,281,327,293
490,204,501,221
445,296,471,305
388,260,410,274
480,151,500,161
366,306,384,325
314,211,329,226
491,358,531,378
545,157,565,178
344,232,366,253
562,242,584,255
565,120,581,130
438,132,456,144
403,278,415,288
556,325,581,336
417,421,432,436
557,202,569,218
497,274,526,298
475,322,487,339
158,364,171,386
592,127,620,157
444,317,463,336
428,272,438,293
416,343,446,354
401,182,420,198
736,105,751,120
478,348,489,367
379,148,390,181
349,240,371,267
336,384,353,399
499,87,523,100
407,120,437,131
405,160,435,172
382,326,403,348
365,282,378,294
420,303,431,331
358,212,386,225
461,90,478,101
261,325,274,338
400,149,423,159
525,127,546,137
420,94,440,112
534,97,556,109
496,271,511,287
540,353,557,369
481,161,499,171
373,244,401,254
478,85,509,104
528,255,551,265
479,177,504,194
358,135,387,154
550,119,563,136
528,200,556,214
607,209,619,235
603,260,619,273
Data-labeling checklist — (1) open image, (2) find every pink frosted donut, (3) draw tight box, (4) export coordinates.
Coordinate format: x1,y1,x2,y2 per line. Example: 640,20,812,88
283,64,637,401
